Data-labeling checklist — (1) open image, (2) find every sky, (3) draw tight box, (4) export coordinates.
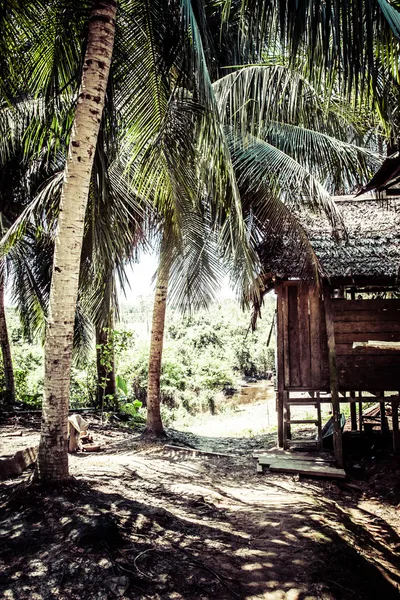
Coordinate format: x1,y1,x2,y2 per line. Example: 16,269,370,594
118,251,236,304
4,250,237,308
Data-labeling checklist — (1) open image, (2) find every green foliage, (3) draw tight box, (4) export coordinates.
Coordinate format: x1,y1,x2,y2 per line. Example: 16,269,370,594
13,344,43,407
96,327,134,410
3,297,275,419
116,374,128,396
70,362,96,409
120,400,143,416
118,295,276,417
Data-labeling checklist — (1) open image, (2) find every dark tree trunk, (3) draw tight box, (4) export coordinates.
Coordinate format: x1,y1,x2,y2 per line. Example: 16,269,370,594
96,324,117,408
0,274,15,403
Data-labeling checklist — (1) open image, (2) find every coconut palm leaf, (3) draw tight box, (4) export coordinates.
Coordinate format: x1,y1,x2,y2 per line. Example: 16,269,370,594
261,122,382,194
222,0,400,98
227,128,343,229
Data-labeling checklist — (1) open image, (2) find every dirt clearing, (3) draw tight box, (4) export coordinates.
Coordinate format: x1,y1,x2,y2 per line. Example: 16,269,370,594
0,417,399,600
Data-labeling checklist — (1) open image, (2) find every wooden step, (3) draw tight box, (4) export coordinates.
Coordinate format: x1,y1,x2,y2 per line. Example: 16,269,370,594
287,419,319,425
286,400,319,406
287,439,320,446
267,459,346,479
258,454,333,466
286,396,332,403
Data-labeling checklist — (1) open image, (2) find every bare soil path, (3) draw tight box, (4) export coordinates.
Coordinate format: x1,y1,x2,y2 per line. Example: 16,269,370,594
0,413,399,600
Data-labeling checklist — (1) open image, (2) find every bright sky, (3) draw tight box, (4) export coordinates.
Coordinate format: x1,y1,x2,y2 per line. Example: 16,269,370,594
119,251,236,304
4,251,236,308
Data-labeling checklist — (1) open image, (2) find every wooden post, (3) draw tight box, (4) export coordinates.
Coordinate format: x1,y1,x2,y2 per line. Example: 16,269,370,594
350,391,357,430
392,396,400,454
379,391,387,435
316,391,322,450
323,284,344,468
286,397,291,440
276,285,284,447
283,391,289,449
358,391,363,432
277,391,284,448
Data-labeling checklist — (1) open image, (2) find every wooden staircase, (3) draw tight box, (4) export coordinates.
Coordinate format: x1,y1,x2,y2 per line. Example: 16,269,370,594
283,392,323,450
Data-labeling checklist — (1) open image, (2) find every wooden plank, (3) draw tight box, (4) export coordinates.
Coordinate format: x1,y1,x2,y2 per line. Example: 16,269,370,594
286,399,319,406
298,284,311,387
353,341,400,351
338,370,400,390
288,285,301,387
309,285,323,388
332,299,400,311
334,321,400,334
336,343,400,356
337,355,400,367
324,285,344,468
336,332,400,343
282,285,290,389
163,445,234,459
257,454,333,465
267,459,346,479
287,419,319,424
333,310,400,323
0,446,38,479
287,439,320,447
281,280,302,287
358,392,363,432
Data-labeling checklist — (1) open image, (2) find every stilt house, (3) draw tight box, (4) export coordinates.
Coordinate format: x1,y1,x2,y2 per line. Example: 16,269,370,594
258,195,400,465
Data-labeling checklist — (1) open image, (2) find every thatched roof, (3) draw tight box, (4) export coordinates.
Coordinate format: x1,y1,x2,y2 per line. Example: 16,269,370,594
258,196,400,282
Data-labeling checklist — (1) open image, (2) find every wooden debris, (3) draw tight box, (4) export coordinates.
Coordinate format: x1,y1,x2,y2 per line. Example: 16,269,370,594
0,446,38,479
68,414,90,452
164,444,234,459
0,430,23,437
82,444,102,452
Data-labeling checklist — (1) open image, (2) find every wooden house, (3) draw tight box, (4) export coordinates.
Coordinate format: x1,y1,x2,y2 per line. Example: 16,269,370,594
258,195,400,466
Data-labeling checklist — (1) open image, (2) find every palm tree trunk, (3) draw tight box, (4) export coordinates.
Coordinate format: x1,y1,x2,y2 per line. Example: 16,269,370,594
144,261,170,437
0,273,15,403
35,0,117,482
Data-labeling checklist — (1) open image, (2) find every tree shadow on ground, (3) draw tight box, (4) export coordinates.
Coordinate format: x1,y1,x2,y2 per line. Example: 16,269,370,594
0,465,399,600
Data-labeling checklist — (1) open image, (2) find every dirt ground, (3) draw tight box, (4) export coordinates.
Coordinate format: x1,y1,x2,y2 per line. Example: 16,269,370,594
0,412,399,600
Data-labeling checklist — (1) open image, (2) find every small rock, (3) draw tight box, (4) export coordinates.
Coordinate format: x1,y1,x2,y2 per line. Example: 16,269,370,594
105,575,129,597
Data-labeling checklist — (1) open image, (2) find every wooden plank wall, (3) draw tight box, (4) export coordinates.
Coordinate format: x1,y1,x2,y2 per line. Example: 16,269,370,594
332,299,400,390
278,281,328,390
277,283,400,392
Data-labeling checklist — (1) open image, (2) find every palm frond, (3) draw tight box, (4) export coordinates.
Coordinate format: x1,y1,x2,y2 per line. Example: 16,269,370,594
227,128,343,231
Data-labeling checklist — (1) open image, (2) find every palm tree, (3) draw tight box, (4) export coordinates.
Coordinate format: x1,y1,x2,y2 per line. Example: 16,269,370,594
34,0,117,481
141,20,389,437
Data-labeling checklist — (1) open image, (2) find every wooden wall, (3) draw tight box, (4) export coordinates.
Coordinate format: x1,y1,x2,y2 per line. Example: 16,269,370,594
333,298,400,390
276,281,329,391
276,282,400,392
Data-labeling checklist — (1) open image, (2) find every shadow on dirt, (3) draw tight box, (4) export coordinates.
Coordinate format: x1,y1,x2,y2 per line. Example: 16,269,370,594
0,467,399,600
